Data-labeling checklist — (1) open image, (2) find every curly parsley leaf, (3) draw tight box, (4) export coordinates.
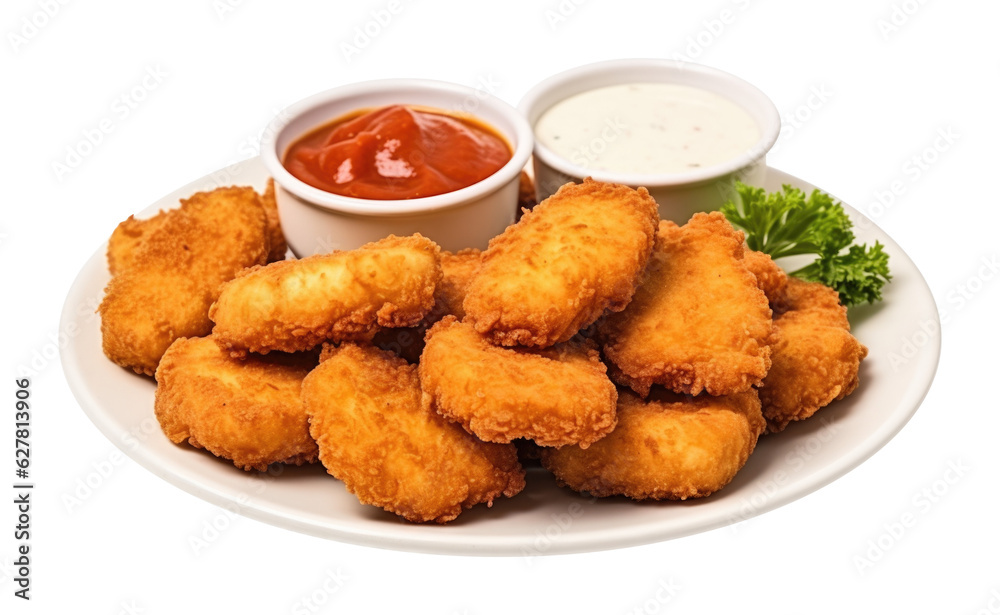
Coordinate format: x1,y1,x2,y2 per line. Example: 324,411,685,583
721,182,891,306
793,242,892,307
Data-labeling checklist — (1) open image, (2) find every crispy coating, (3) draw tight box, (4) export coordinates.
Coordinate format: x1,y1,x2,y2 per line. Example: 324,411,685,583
100,186,271,375
303,343,524,523
107,181,284,274
541,388,765,500
260,178,288,262
760,278,868,432
743,249,789,307
371,248,482,362
435,248,482,321
107,211,170,276
210,234,442,356
776,275,851,325
154,336,318,471
598,213,773,396
464,178,659,347
419,317,618,448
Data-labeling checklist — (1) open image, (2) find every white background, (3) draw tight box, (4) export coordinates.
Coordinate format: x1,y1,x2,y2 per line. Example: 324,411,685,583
3,0,998,612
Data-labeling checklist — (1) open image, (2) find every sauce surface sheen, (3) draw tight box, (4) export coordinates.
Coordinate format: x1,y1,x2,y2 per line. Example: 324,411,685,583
284,105,512,200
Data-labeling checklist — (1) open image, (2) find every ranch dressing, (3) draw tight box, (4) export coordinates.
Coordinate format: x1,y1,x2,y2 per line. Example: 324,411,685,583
535,83,760,175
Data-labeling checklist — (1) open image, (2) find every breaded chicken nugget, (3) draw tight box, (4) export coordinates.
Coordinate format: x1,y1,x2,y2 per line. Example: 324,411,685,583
107,212,169,276
743,249,789,307
598,212,773,396
303,343,524,523
542,388,765,500
100,186,271,375
107,181,285,273
419,317,618,448
464,178,659,347
760,278,868,432
154,336,318,471
210,234,441,356
435,248,482,321
372,248,482,362
776,275,851,327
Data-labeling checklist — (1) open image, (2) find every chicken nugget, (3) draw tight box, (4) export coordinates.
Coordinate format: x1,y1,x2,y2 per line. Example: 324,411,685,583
107,181,285,274
419,317,618,448
435,248,482,321
760,278,867,432
107,212,170,276
542,388,765,500
154,336,318,471
372,248,481,362
743,249,788,307
776,275,851,327
100,186,271,375
210,234,441,356
464,178,659,347
598,212,773,396
303,343,524,523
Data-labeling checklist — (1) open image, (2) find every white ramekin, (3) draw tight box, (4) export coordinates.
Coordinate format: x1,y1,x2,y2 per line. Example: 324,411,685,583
519,59,780,223
261,79,533,255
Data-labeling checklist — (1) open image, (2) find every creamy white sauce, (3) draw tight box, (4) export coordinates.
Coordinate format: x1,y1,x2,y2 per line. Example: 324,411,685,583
535,83,760,175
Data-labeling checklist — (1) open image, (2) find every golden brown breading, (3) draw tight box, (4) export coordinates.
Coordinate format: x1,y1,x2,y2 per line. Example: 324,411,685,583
743,249,789,307
210,234,441,356
776,275,851,325
597,213,773,396
760,278,867,432
541,388,765,500
436,248,482,321
100,186,271,375
154,336,318,471
107,212,169,276
419,317,617,448
107,181,285,274
260,178,288,263
371,248,482,362
463,178,659,348
303,343,524,523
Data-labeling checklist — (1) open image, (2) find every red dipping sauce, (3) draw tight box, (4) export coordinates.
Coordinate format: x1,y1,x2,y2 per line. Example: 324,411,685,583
283,105,513,200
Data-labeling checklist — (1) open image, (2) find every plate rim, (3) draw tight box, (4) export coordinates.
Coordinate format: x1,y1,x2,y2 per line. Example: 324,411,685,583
59,158,941,556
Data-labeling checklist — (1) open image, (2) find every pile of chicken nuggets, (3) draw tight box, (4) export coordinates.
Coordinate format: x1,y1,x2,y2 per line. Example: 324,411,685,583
99,177,867,523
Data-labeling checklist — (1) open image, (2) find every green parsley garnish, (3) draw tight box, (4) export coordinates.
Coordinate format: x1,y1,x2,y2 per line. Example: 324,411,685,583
721,182,891,307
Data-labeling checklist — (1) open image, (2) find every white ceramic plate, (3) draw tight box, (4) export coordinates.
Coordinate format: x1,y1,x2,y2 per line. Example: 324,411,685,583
61,157,940,556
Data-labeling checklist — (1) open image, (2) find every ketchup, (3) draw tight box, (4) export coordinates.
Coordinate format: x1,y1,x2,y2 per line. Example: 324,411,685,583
283,105,512,200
